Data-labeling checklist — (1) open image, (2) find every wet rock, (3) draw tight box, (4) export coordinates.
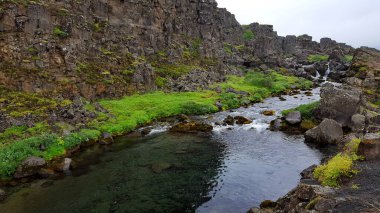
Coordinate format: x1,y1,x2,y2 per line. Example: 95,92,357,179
170,121,213,133
279,96,286,101
99,132,113,145
305,119,343,145
234,116,252,125
260,200,277,208
285,111,302,125
38,168,56,178
223,115,235,125
357,133,380,160
262,110,275,116
300,164,317,179
14,156,46,178
141,127,152,136
0,189,5,201
270,119,283,131
151,163,172,173
317,83,362,127
350,114,365,131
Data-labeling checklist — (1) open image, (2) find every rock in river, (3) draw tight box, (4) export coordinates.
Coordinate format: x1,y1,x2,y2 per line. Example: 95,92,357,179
14,156,46,178
234,116,252,125
285,111,302,125
170,121,213,133
262,110,276,116
304,119,343,145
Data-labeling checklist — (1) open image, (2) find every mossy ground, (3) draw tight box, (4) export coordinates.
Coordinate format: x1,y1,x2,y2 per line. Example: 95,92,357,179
0,70,312,179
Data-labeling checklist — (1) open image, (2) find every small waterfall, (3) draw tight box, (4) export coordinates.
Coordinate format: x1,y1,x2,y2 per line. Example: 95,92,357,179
323,62,331,81
315,71,321,79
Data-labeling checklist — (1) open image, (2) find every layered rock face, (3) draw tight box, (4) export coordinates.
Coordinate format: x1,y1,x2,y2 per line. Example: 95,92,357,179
0,0,242,99
0,1,356,100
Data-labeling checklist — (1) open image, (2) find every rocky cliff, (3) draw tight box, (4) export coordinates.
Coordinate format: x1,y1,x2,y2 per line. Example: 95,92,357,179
0,0,354,100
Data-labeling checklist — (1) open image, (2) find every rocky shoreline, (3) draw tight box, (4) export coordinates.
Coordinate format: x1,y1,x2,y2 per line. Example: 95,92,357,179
249,47,380,213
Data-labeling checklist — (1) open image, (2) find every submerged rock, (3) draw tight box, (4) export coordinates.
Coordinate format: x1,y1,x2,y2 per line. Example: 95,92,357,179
14,156,46,178
234,116,252,125
357,133,380,160
151,163,172,173
0,189,5,201
285,111,302,125
170,121,213,133
304,119,343,145
262,110,275,116
223,115,235,125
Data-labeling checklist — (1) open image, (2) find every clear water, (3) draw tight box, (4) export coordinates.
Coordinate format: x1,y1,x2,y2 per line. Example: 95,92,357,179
0,88,324,213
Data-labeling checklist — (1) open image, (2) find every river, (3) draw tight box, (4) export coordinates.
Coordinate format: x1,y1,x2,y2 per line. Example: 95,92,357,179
0,88,326,213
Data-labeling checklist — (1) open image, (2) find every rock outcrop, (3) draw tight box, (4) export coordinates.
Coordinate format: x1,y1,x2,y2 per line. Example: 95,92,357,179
304,119,343,145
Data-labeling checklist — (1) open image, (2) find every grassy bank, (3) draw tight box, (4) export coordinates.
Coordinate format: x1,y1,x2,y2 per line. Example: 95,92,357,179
0,70,312,179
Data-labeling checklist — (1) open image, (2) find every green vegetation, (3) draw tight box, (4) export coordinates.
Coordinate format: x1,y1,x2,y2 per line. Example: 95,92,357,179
314,138,362,187
0,70,313,178
53,26,68,38
243,29,255,41
223,43,233,55
155,76,167,88
307,54,329,63
153,64,198,78
344,55,354,63
313,153,357,187
282,101,320,119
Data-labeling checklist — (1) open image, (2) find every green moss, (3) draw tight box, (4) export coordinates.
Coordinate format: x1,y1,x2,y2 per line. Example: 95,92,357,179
223,43,233,55
53,26,68,38
243,29,255,41
155,76,167,88
300,119,317,130
344,55,353,63
344,138,361,154
307,54,329,63
282,101,320,119
153,64,197,78
313,153,356,187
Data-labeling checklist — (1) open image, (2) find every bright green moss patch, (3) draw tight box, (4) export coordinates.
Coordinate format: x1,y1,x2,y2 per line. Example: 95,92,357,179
313,153,356,187
307,54,329,63
344,55,354,63
282,101,320,119
243,29,255,41
53,26,68,38
98,91,218,134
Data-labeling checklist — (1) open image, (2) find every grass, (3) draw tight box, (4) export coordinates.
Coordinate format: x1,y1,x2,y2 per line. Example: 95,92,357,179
344,55,354,63
0,70,313,178
307,54,329,63
282,101,320,119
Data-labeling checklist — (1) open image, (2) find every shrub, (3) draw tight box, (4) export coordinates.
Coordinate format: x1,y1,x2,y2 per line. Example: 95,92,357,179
313,153,356,187
155,76,167,88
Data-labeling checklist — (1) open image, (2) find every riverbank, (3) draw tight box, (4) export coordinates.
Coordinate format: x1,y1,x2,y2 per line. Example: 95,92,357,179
0,70,312,181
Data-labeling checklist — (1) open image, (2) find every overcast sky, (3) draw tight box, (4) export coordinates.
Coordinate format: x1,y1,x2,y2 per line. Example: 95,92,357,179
216,0,380,49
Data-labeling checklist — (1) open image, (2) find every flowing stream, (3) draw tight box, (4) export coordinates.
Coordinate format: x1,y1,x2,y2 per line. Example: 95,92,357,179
0,88,326,213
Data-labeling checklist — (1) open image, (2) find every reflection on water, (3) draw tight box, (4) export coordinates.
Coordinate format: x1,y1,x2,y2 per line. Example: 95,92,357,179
0,88,325,213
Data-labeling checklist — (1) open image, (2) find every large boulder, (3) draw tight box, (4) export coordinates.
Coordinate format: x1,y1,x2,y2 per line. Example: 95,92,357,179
14,156,46,178
234,116,252,125
317,83,362,127
350,114,365,131
305,119,343,145
285,111,302,125
357,133,380,160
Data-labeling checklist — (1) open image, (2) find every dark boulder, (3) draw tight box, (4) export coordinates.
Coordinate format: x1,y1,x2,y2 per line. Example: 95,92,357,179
223,115,235,125
234,116,252,125
317,83,362,127
14,156,46,178
305,119,343,145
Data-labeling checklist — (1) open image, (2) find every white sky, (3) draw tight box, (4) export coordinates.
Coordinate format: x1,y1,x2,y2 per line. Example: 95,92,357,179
216,0,380,49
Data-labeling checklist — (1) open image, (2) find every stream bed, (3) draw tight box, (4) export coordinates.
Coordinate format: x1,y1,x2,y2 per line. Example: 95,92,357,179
0,88,326,213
